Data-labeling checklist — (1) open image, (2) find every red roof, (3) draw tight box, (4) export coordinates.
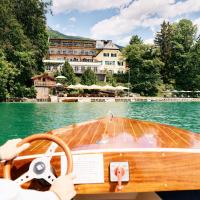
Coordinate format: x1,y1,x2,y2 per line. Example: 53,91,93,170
31,73,55,81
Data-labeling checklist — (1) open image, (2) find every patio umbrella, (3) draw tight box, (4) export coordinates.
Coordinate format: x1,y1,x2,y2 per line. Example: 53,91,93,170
101,85,116,90
67,84,89,90
87,85,102,90
67,85,75,89
115,86,129,90
56,83,63,87
56,75,66,79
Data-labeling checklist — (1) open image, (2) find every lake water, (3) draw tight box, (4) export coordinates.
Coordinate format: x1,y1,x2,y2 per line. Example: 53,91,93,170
0,102,200,145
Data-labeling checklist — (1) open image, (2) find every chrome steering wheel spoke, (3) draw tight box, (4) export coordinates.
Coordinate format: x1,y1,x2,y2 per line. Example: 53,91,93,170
44,142,58,160
15,171,33,185
42,171,57,185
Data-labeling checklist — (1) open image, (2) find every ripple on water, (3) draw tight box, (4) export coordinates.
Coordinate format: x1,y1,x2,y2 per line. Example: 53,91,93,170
0,102,199,144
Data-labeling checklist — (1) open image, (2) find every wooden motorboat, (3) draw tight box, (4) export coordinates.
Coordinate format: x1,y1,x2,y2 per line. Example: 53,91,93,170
1,116,200,200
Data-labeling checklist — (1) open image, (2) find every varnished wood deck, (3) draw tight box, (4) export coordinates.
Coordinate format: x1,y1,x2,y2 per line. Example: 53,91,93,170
1,117,200,193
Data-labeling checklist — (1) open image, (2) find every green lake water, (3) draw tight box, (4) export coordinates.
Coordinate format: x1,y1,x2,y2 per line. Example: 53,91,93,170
0,102,200,145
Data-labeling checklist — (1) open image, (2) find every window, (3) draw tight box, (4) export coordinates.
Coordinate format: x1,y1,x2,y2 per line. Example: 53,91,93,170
93,67,97,72
68,50,73,54
63,42,73,46
111,53,117,57
103,53,109,57
74,50,78,55
46,66,51,71
73,58,79,61
84,43,95,48
74,66,79,72
118,61,124,66
74,42,82,47
105,61,115,65
81,66,86,72
89,50,96,55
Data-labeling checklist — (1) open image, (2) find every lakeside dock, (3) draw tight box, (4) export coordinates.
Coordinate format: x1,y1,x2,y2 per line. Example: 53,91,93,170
53,96,200,103
3,96,200,103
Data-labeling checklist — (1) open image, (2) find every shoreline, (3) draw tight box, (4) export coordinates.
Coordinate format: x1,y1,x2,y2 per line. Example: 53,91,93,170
2,97,200,103
58,96,200,103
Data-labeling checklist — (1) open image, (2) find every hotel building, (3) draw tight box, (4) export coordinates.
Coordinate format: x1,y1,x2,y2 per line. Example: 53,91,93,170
44,37,126,81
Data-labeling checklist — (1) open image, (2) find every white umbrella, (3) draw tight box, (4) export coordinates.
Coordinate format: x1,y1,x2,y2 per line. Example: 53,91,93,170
67,85,75,89
115,86,128,90
67,84,89,90
87,85,102,90
56,83,63,87
101,85,116,90
74,84,89,89
56,75,66,79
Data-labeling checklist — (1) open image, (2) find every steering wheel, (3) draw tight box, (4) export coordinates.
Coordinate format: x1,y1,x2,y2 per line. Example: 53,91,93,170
3,134,73,186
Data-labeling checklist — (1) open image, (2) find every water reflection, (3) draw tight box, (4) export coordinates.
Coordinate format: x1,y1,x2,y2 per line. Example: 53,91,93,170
0,102,199,145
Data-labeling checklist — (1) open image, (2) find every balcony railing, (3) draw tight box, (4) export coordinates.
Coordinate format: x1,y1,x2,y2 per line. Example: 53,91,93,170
34,82,55,87
73,68,106,74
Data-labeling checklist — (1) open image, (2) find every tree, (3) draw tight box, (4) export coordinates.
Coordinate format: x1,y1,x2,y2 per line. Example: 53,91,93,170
61,61,76,85
155,21,173,83
0,50,19,100
178,38,200,91
12,0,51,72
124,41,163,96
170,19,197,90
129,35,143,45
0,0,51,98
81,68,97,85
155,19,198,91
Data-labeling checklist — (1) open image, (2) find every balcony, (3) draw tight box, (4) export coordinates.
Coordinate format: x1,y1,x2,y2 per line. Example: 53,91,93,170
73,67,106,75
34,81,56,87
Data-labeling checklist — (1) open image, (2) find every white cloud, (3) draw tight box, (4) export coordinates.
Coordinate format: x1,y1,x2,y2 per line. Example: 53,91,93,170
51,0,200,45
91,0,200,41
144,38,154,45
193,18,200,35
52,0,132,14
69,17,76,23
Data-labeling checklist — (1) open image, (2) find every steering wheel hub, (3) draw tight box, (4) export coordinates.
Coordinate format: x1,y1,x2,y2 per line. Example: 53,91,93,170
33,161,46,175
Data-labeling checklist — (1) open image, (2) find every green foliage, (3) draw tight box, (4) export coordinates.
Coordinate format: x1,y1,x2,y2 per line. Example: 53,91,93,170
0,50,19,99
178,39,200,91
14,85,37,98
114,72,128,83
81,68,97,85
154,19,200,93
106,72,116,86
0,0,50,99
129,35,143,45
170,19,197,90
155,21,173,83
124,40,163,96
61,61,76,85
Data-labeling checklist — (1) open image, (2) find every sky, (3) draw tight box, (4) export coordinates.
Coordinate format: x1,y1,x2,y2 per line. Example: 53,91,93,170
47,0,200,46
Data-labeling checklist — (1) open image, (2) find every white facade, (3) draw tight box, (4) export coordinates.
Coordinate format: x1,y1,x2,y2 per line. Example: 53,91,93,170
44,40,126,75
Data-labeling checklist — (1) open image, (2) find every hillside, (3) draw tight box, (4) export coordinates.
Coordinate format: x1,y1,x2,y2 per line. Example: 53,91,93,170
47,27,94,40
